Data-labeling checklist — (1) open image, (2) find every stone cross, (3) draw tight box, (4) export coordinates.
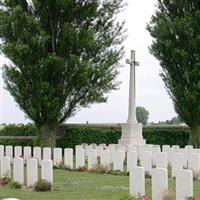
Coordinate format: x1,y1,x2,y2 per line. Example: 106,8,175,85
126,50,139,123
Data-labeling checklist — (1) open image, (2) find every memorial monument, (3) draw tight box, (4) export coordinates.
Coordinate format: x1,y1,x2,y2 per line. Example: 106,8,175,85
118,50,146,146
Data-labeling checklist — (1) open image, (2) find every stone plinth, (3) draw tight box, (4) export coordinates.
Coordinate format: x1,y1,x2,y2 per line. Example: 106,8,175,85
118,123,145,146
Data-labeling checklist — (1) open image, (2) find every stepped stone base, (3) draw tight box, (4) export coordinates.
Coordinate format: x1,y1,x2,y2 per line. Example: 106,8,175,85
118,123,146,146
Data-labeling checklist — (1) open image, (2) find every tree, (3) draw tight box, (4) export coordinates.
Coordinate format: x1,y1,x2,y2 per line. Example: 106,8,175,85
136,106,149,125
0,0,126,147
168,116,182,125
147,0,200,147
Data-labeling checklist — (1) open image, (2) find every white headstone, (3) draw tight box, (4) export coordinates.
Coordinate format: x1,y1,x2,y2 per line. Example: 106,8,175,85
172,153,183,178
127,150,137,172
5,146,13,162
75,148,85,169
53,148,62,166
41,159,53,185
181,148,188,168
155,152,168,169
152,146,161,165
117,146,126,161
43,147,52,160
13,157,24,185
14,146,22,158
24,146,32,161
108,145,116,163
130,166,145,197
152,168,168,200
97,145,104,157
140,151,152,175
100,149,110,169
33,147,41,165
88,149,97,170
27,158,38,187
172,145,180,152
188,153,200,174
85,146,93,158
99,144,107,148
64,148,73,169
90,143,97,149
166,148,173,166
162,145,170,153
0,145,4,161
1,156,11,178
113,150,124,171
176,170,193,200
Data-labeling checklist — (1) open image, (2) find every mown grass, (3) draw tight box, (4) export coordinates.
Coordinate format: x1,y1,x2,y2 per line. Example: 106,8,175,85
0,169,199,200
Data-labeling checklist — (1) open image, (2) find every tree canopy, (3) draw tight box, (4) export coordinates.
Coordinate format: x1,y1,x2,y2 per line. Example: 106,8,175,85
147,0,200,147
136,106,149,125
0,0,126,146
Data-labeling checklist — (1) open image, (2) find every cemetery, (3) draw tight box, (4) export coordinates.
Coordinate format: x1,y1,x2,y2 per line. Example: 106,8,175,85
1,0,200,200
0,144,199,200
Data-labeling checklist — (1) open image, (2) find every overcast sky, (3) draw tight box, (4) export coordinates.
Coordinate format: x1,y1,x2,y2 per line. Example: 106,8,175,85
0,0,177,124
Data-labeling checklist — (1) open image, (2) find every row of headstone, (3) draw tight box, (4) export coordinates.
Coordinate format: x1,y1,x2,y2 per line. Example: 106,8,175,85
0,144,199,175
0,157,53,187
76,144,200,175
130,166,193,200
0,145,74,167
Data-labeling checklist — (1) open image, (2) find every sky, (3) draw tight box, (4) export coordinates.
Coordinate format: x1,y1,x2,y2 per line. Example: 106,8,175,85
0,0,177,125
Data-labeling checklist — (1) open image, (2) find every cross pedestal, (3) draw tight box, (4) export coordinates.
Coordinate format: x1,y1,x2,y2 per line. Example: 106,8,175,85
118,50,146,146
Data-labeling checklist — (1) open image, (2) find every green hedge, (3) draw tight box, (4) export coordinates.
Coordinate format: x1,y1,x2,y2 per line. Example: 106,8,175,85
0,124,190,148
143,126,190,147
57,127,121,149
0,124,36,136
57,125,190,149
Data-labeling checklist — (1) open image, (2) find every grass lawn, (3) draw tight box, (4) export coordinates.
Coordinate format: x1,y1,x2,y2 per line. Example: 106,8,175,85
0,169,199,200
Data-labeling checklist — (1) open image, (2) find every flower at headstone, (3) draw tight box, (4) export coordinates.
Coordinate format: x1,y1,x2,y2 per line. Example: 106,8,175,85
143,195,149,200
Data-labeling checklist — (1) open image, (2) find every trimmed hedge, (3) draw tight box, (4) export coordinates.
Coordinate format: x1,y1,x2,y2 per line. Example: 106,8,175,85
57,125,190,149
0,124,190,148
143,126,190,148
57,127,121,149
0,124,36,136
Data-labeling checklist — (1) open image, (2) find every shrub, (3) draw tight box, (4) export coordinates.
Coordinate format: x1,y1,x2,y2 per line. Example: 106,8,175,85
109,170,128,176
34,179,52,192
9,180,22,189
162,190,174,200
0,177,11,186
117,193,138,200
89,164,109,174
192,171,200,181
76,166,87,172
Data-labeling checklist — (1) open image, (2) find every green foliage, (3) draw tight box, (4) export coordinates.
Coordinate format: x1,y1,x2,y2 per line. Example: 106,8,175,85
0,125,190,148
143,126,190,148
89,164,109,174
9,180,22,189
147,0,200,147
0,0,126,147
136,106,149,125
34,179,52,192
57,127,121,149
117,194,140,200
57,126,190,149
0,124,35,147
0,124,36,136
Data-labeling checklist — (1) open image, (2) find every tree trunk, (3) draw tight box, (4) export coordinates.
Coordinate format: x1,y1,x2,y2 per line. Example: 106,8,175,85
40,125,57,148
189,126,200,148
